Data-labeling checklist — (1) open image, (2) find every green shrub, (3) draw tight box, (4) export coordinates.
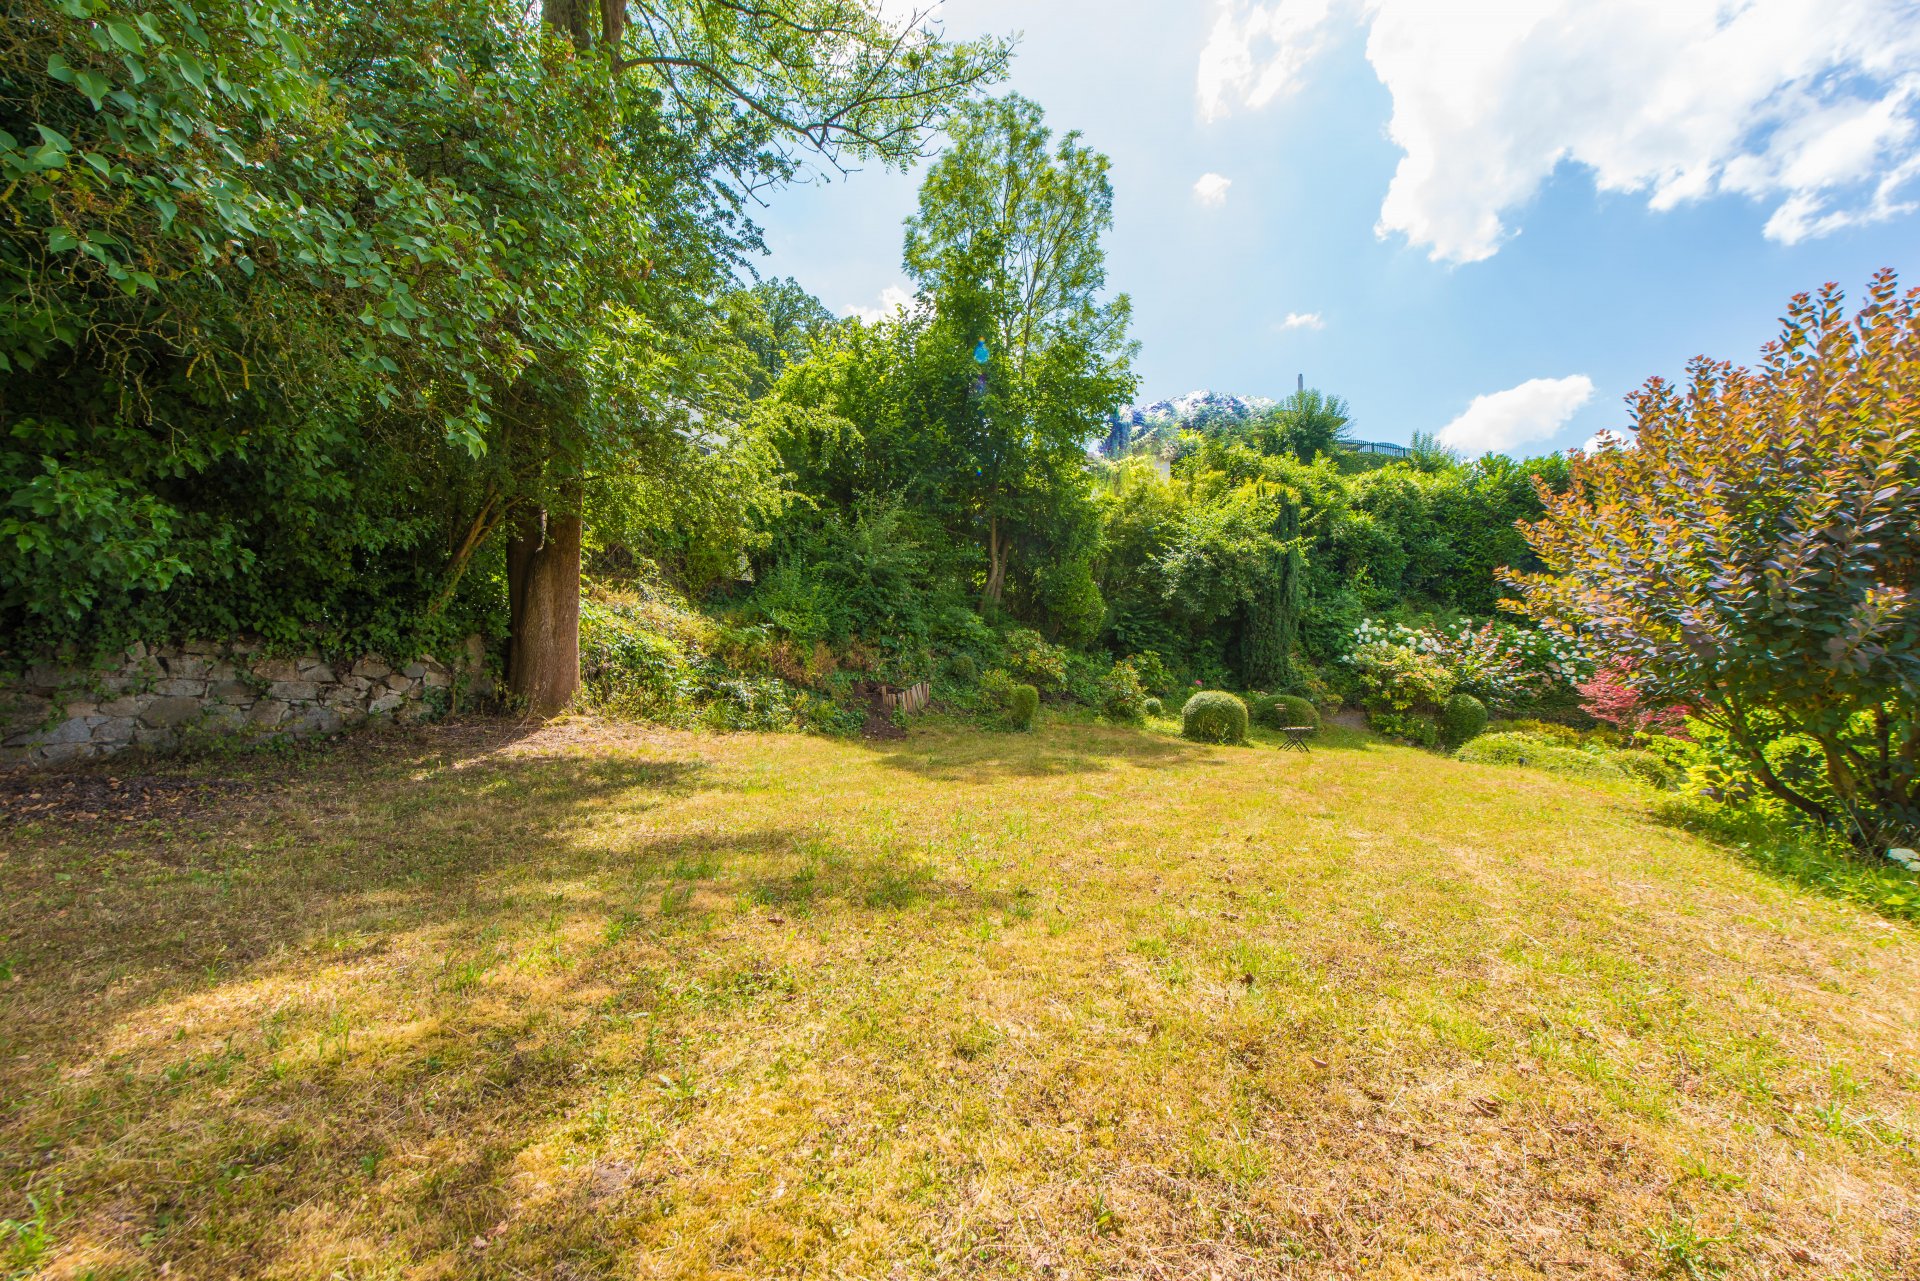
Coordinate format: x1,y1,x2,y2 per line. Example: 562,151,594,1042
1348,639,1456,716
1181,691,1248,744
1095,660,1149,721
1610,747,1681,789
1368,710,1439,748
1272,694,1318,730
1245,692,1278,726
1003,627,1068,689
978,668,1037,731
1487,718,1592,747
1440,693,1488,748
1455,733,1627,781
1142,696,1164,717
1006,683,1039,731
946,653,978,684
1126,651,1174,696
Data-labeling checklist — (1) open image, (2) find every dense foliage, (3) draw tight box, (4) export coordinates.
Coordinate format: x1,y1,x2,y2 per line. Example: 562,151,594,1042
1,0,1007,672
1505,272,1919,852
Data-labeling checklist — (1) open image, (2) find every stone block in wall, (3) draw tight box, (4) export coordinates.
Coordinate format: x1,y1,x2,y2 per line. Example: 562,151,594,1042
249,700,289,728
44,717,93,745
298,659,336,683
162,654,212,679
198,704,247,733
351,658,391,680
98,695,148,718
208,681,254,702
96,717,137,745
368,692,404,715
141,696,203,728
252,658,302,682
155,678,208,698
269,680,319,702
288,705,344,736
3,692,54,728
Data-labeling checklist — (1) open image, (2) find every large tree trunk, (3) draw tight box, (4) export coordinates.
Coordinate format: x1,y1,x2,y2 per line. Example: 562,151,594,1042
506,503,582,717
496,0,604,719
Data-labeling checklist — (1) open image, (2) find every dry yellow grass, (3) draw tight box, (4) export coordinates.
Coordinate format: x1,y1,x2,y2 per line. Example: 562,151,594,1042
1,714,1916,1279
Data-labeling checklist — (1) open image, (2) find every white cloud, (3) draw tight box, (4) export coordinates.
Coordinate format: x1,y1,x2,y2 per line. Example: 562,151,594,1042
1193,172,1234,206
844,284,913,324
1197,0,1334,123
1437,375,1595,455
1581,428,1633,455
1279,311,1324,329
1197,0,1920,261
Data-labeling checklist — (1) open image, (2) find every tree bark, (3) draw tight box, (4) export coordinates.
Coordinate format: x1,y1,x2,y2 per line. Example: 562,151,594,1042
982,514,1007,611
506,502,582,717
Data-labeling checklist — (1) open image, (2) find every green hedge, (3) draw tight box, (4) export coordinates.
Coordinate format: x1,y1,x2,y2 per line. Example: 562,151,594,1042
1455,733,1626,781
1006,683,1039,731
1271,694,1318,730
1440,693,1487,748
1181,691,1248,744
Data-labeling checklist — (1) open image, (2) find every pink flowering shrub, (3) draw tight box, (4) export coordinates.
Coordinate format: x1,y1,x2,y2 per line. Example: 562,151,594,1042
1576,663,1688,740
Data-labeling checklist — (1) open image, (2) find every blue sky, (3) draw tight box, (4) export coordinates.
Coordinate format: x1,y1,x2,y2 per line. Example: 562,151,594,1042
754,0,1920,455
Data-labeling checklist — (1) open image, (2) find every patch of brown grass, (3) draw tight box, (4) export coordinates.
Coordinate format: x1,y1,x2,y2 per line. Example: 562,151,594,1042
1,714,1916,1279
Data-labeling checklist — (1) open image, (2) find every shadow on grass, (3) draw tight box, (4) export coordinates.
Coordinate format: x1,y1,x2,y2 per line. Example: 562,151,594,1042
2,729,721,1047
1245,724,1377,754
1646,795,1919,926
865,716,1209,779
0,716,1052,1275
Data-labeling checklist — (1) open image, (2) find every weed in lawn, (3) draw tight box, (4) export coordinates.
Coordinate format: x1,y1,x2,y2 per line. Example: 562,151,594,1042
1647,1215,1733,1278
0,1193,55,1274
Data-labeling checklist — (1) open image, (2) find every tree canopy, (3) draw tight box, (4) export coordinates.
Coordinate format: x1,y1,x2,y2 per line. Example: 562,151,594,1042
1505,271,1919,849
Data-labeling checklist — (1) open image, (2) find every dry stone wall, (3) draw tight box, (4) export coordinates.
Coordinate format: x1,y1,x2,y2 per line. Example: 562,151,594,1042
2,636,492,764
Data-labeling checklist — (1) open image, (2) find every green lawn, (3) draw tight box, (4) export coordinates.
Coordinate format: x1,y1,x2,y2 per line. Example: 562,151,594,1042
2,715,1916,1279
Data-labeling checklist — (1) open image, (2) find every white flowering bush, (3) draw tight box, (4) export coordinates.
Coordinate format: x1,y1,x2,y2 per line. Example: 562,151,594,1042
1345,618,1589,715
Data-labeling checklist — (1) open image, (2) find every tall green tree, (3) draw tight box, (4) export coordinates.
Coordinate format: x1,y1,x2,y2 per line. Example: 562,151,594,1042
1247,388,1352,462
1,0,521,661
488,0,1010,711
1,0,1009,706
902,93,1135,611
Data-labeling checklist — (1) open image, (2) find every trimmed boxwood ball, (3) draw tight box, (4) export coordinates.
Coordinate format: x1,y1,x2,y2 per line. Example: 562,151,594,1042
1181,691,1248,744
1272,694,1318,730
1006,683,1039,731
1142,696,1163,718
1440,693,1488,748
946,653,978,684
